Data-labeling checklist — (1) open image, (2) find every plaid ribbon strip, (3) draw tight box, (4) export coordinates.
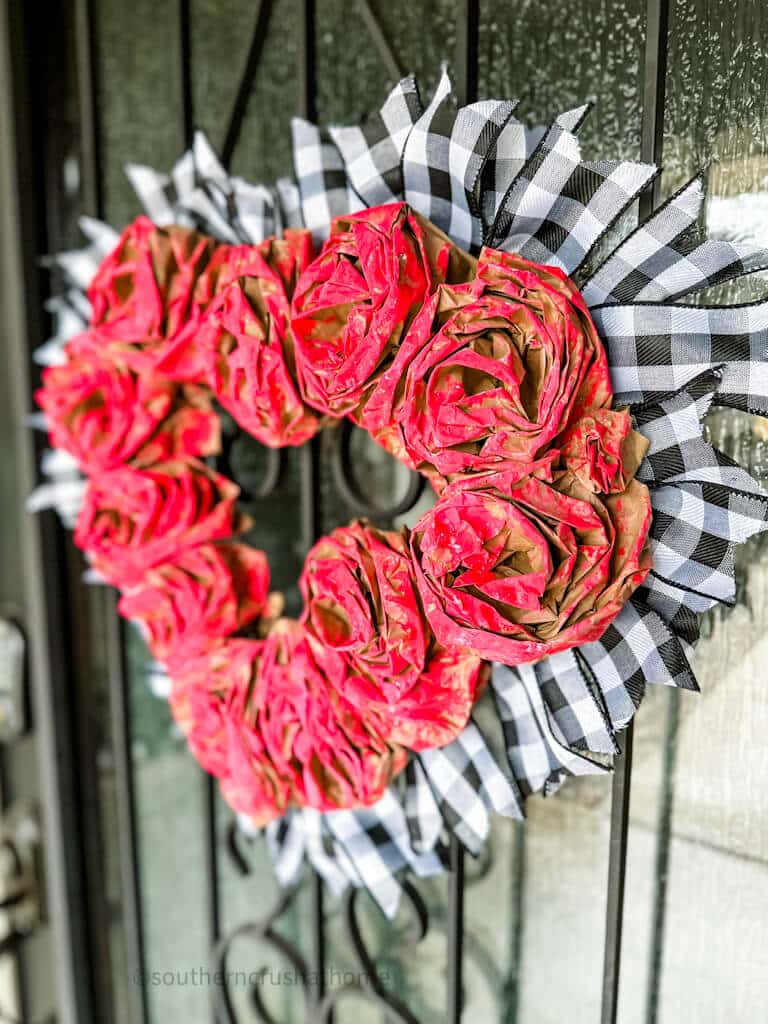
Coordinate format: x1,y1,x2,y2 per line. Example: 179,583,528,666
34,73,768,913
400,69,454,236
127,131,283,244
533,650,617,755
441,98,519,251
649,481,767,603
584,597,698,702
403,758,444,855
633,370,723,485
26,448,85,529
592,301,768,415
633,572,713,651
50,215,118,292
263,790,446,918
325,791,444,916
418,720,524,855
328,67,521,253
329,74,423,207
291,119,362,243
627,370,768,636
481,105,592,241
37,290,92,367
630,370,768,610
491,664,608,799
488,114,657,275
39,216,111,371
275,177,303,230
582,176,768,307
298,809,350,896
478,116,543,235
400,69,519,252
264,813,306,888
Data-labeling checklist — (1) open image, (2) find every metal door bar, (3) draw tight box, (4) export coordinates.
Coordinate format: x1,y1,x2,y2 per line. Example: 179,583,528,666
600,1,670,1020
71,2,151,1020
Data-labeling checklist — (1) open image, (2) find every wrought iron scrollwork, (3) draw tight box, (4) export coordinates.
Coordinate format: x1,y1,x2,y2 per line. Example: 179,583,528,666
225,817,257,877
330,418,425,522
213,821,310,1023
317,880,429,1023
217,424,286,503
212,887,310,1024
252,446,285,500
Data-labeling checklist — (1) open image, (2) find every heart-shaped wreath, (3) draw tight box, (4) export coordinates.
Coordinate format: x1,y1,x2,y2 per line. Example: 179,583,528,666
32,72,768,916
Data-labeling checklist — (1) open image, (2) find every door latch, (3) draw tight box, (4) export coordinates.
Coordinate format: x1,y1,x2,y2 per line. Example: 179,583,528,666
0,802,43,952
0,617,27,743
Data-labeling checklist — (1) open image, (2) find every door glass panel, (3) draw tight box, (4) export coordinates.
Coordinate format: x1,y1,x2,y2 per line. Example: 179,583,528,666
619,3,768,1021
475,2,647,1021
94,7,208,1020
315,0,457,124
478,0,645,158
130,628,210,1024
191,0,301,183
96,0,185,226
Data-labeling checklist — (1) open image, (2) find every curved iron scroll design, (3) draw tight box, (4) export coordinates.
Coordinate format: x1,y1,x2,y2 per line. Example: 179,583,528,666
217,424,286,503
211,886,310,1024
317,880,429,1023
330,418,426,522
225,818,258,878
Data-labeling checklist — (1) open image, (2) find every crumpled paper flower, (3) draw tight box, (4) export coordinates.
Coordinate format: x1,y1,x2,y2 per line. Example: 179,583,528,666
74,458,247,586
169,622,406,822
87,215,217,374
159,229,314,384
36,331,220,474
290,202,475,421
198,273,319,447
118,542,271,661
253,620,407,811
373,250,613,487
169,638,289,826
410,464,653,665
300,521,485,750
559,408,647,494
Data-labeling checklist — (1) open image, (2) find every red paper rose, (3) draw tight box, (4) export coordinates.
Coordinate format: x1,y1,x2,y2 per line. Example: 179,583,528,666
253,620,407,810
410,466,652,666
169,623,406,821
372,249,613,487
169,639,290,825
300,522,485,749
192,230,314,309
118,542,271,661
559,408,647,494
87,216,217,374
158,230,314,383
74,458,246,586
197,274,319,447
291,202,476,421
36,332,220,473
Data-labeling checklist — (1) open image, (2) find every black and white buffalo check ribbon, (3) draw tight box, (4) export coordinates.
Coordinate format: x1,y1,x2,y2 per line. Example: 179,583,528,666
32,71,768,917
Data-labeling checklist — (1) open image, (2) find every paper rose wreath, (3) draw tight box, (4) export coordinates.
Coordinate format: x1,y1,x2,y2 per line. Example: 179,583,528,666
33,72,768,916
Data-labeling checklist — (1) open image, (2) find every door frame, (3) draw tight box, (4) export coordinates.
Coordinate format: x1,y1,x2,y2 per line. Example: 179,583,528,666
0,2,99,1020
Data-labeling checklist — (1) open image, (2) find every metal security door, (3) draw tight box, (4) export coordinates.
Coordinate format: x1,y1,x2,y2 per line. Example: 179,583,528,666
4,1,768,1022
